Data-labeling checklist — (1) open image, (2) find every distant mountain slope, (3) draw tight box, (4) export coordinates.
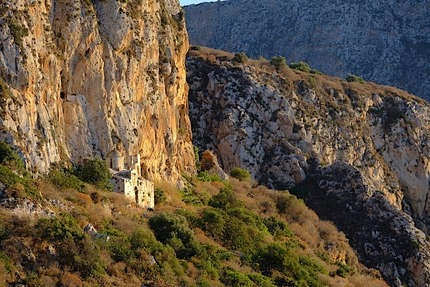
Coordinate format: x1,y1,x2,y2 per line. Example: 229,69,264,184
184,0,430,101
186,47,430,286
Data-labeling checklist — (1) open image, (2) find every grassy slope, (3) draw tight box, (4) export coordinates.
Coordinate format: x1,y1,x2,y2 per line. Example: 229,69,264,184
0,158,388,287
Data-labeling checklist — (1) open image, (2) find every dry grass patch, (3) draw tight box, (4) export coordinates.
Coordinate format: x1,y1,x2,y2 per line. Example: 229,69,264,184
349,273,390,287
154,181,185,209
111,214,145,235
188,46,234,63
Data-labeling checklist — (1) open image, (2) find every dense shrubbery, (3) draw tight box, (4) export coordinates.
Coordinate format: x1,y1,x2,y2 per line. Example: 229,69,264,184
154,188,167,204
230,167,251,181
197,170,223,182
149,212,201,259
47,170,85,192
289,61,323,75
270,56,287,70
289,61,311,73
74,157,112,190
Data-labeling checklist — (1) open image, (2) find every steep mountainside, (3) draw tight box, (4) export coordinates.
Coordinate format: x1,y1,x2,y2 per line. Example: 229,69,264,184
0,0,195,184
186,48,430,286
184,0,430,101
0,150,390,286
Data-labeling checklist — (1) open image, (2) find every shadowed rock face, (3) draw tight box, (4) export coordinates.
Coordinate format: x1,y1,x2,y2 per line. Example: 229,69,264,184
184,0,430,101
0,0,195,184
186,52,430,286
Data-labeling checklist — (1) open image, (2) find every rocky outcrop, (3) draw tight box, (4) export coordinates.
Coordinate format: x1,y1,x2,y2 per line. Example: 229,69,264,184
304,162,430,287
0,0,195,184
186,51,430,286
200,150,229,180
184,0,430,101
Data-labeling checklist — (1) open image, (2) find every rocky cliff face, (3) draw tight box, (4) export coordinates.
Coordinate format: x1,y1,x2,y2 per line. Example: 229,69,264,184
184,0,430,101
187,49,430,286
0,0,195,183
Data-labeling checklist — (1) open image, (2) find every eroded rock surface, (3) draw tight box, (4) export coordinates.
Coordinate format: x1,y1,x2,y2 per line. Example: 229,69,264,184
0,0,195,184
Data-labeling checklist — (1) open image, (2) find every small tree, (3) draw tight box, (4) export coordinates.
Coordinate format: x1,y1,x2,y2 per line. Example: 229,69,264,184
75,157,112,190
346,74,366,84
149,212,200,259
289,61,311,73
233,52,249,64
193,145,201,171
230,167,251,181
270,56,287,70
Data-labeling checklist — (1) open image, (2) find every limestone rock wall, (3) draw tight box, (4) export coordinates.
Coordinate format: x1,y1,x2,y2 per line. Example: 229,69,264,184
184,0,430,101
0,0,195,184
186,53,430,286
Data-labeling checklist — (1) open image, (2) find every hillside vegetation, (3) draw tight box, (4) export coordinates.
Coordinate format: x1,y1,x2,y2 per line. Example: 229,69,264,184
0,143,388,286
186,46,430,286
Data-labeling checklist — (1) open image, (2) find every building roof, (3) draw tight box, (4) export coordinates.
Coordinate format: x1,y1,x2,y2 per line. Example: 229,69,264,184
107,148,122,159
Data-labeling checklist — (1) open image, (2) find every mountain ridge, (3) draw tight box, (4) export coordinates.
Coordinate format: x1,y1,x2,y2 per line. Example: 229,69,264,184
184,0,430,101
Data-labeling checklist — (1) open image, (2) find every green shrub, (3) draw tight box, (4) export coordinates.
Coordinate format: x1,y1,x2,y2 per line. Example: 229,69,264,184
209,187,243,210
310,69,323,75
222,268,253,287
263,216,293,237
130,228,159,250
248,274,276,287
47,170,85,192
175,208,201,229
221,215,265,253
154,188,167,204
346,74,366,84
190,45,201,51
0,165,25,189
37,213,84,240
201,208,226,239
0,141,25,173
194,145,201,171
270,56,287,70
149,212,200,259
197,170,223,182
228,207,268,234
253,243,300,276
181,186,203,206
0,251,12,273
0,164,34,198
107,237,134,262
334,262,354,278
6,17,28,50
308,76,316,88
197,170,212,182
230,167,251,181
289,61,311,73
233,52,249,64
25,271,41,287
75,157,112,190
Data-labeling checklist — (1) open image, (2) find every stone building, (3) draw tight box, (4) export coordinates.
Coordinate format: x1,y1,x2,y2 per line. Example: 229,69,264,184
106,148,154,209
